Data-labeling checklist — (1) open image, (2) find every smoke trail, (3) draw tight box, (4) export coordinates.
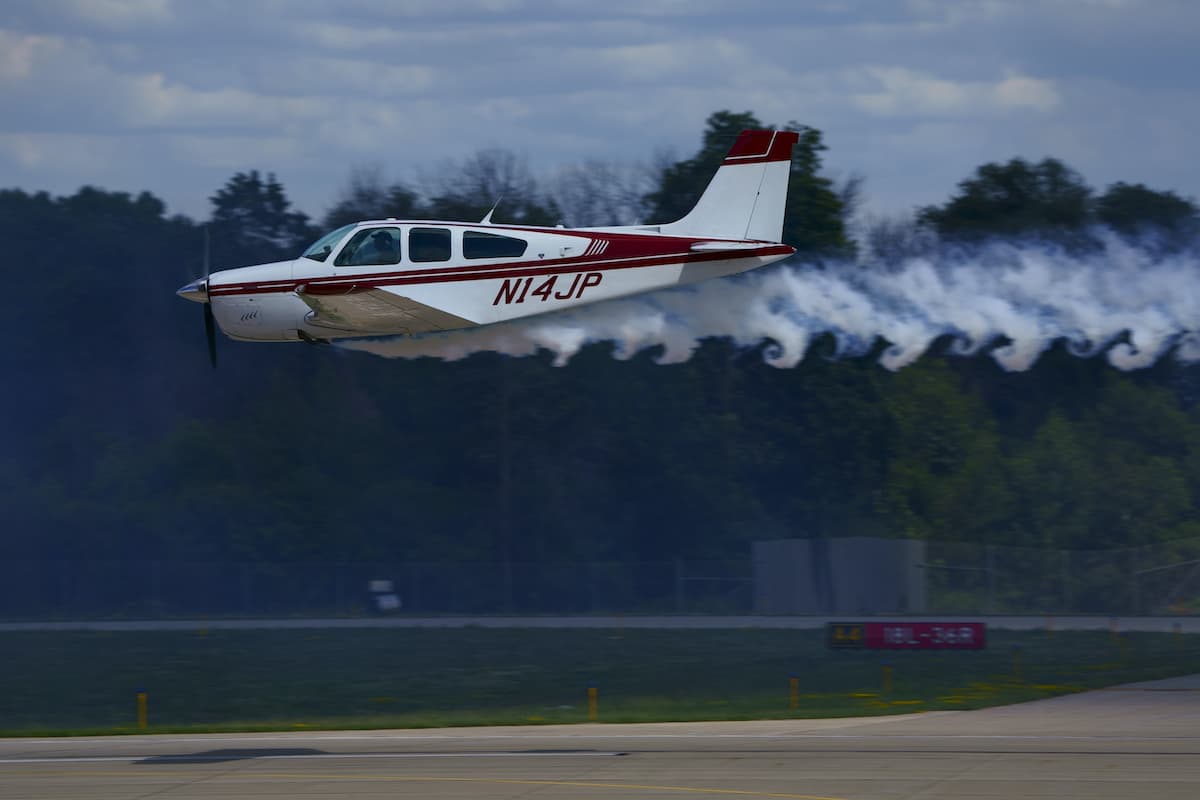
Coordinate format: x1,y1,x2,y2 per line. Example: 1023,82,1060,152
339,235,1200,372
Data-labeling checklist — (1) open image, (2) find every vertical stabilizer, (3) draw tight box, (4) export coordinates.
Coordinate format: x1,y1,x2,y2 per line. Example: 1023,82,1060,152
659,129,798,242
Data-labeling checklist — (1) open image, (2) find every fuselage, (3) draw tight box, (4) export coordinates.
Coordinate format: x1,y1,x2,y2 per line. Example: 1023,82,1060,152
199,220,795,342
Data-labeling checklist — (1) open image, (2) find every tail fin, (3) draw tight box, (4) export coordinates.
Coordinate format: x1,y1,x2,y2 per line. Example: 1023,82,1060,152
658,129,798,243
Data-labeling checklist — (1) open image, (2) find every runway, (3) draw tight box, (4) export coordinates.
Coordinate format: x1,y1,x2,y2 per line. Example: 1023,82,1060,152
2,674,1197,799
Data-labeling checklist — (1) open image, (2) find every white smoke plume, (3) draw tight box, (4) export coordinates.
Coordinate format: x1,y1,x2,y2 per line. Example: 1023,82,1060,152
340,235,1200,372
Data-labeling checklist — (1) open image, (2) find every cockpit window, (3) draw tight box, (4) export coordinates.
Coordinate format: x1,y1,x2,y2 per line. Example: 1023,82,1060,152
335,227,403,267
464,231,528,259
301,223,355,262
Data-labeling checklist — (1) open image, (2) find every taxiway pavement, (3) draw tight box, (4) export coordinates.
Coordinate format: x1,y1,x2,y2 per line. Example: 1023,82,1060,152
1,674,1197,799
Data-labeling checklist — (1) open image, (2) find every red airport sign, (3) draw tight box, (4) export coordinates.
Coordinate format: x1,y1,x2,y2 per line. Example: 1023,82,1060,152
827,621,986,650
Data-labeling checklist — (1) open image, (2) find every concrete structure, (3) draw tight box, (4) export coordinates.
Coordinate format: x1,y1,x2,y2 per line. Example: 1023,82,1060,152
753,536,926,614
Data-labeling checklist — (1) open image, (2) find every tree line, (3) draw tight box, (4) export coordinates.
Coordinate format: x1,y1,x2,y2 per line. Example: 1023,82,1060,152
2,111,1199,568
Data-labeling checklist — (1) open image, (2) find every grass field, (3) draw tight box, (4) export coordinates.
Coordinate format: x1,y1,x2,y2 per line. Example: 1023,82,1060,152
1,626,1198,735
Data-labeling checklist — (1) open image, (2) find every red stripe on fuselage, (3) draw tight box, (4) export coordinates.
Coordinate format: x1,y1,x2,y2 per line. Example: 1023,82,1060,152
208,240,792,299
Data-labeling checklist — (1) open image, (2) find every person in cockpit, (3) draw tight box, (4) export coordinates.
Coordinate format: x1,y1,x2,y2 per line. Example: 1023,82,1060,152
361,230,399,265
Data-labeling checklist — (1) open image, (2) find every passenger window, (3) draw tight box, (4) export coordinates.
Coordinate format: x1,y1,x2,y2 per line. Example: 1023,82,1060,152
464,231,528,259
335,227,402,267
410,227,451,262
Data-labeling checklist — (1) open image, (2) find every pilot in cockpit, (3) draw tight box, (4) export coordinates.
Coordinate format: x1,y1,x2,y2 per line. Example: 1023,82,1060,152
363,230,399,264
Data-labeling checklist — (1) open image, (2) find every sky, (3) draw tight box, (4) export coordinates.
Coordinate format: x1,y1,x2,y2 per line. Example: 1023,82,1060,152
3,0,1199,228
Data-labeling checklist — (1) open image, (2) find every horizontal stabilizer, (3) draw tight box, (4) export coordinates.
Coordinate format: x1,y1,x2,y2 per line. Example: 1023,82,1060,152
689,241,766,252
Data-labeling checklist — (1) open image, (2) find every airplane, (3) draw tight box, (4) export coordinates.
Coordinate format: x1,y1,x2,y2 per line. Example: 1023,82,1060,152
177,129,800,363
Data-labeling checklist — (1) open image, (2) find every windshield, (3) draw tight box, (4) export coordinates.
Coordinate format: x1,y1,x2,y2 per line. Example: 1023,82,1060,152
301,223,356,262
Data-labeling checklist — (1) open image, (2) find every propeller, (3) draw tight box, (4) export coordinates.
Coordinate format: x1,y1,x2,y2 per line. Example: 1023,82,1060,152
202,226,216,368
175,225,217,368
203,300,217,368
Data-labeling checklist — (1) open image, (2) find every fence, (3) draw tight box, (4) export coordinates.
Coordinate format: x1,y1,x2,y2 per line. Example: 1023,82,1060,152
0,559,752,619
922,537,1200,615
2,538,1198,619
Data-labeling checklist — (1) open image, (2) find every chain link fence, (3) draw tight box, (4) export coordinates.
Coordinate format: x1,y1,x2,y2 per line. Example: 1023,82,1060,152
0,559,753,619
922,537,1200,614
1,538,1197,619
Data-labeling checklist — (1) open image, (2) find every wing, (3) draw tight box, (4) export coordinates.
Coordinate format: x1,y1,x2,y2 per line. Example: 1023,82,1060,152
295,285,476,335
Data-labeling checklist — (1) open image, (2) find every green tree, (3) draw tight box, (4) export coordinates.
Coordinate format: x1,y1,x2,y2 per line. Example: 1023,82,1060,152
784,124,855,256
423,149,560,225
1095,182,1199,248
209,170,316,267
646,110,762,224
1007,411,1098,549
878,360,1013,542
549,159,654,227
918,157,1093,244
739,343,891,542
1006,378,1199,552
322,165,425,230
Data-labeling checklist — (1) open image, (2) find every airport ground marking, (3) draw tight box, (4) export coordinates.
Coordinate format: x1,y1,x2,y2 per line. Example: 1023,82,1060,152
0,768,848,799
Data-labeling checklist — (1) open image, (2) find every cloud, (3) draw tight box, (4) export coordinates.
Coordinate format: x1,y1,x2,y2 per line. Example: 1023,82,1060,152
0,131,129,173
0,32,54,81
252,57,436,99
993,72,1059,111
0,1,1196,225
0,32,246,132
56,0,173,30
851,67,1059,116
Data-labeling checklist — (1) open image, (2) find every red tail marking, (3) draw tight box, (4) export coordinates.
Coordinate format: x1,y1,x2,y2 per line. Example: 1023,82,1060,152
722,129,799,165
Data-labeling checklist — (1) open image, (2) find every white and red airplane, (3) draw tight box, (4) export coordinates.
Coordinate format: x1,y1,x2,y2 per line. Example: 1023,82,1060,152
177,129,799,361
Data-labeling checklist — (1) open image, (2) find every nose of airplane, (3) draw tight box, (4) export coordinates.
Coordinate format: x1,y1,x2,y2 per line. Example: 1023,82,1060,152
175,277,218,367
176,278,209,303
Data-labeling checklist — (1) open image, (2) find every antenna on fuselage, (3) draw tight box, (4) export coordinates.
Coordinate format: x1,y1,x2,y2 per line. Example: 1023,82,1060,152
480,196,503,224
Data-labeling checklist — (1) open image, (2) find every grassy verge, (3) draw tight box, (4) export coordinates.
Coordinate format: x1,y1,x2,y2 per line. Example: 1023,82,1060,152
1,627,1197,735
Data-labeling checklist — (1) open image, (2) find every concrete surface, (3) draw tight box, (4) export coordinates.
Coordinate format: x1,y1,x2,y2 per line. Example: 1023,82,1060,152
2,674,1197,799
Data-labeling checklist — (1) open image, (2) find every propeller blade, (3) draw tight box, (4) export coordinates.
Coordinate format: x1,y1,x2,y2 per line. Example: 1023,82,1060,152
178,226,218,367
204,301,217,368
202,226,216,368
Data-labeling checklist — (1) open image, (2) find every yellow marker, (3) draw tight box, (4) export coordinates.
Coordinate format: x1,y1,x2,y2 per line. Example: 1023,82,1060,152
1012,648,1023,683
587,686,598,722
882,665,893,695
789,675,799,710
136,690,148,730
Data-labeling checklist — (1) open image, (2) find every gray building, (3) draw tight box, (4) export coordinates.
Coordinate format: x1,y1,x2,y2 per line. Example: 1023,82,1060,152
753,537,926,614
